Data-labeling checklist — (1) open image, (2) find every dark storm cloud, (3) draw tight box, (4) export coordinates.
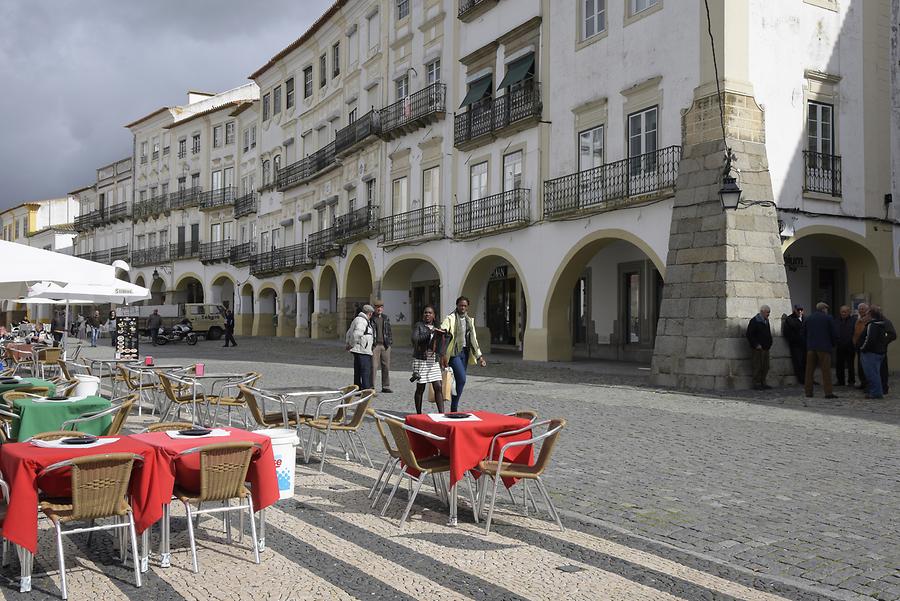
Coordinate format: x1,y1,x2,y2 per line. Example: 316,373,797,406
0,0,332,209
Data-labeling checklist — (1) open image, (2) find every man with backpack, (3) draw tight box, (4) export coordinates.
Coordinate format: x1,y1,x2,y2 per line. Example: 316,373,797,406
859,306,891,399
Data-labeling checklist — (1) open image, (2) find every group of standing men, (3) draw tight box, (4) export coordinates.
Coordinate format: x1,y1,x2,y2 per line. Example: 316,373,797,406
748,302,895,399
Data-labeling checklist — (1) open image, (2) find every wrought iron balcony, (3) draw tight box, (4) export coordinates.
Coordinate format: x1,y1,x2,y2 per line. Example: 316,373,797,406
543,146,682,219
454,80,542,149
199,187,237,211
803,150,842,197
81,245,129,265
249,243,314,277
458,0,496,21
200,240,233,263
380,83,446,141
132,245,171,267
170,241,200,261
379,205,444,246
453,189,530,238
151,150,159,161
74,211,101,232
335,205,380,244
229,241,256,266
169,186,203,210
335,110,380,156
133,193,169,220
307,226,341,259
233,192,258,219
96,201,130,225
140,155,147,164
276,141,337,191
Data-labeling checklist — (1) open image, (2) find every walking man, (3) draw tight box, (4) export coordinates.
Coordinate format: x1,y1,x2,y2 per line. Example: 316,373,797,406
346,304,375,390
223,309,237,348
804,302,838,399
440,296,486,412
746,305,773,390
147,309,163,346
834,305,857,386
370,300,393,393
50,310,66,347
781,305,806,383
870,305,896,395
859,306,889,399
88,310,101,347
852,303,870,390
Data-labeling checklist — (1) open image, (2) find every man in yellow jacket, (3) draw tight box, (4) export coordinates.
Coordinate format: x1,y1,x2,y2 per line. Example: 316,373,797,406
440,296,487,411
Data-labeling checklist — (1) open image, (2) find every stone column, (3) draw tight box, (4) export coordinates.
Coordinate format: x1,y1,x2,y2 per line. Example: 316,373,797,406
651,91,792,390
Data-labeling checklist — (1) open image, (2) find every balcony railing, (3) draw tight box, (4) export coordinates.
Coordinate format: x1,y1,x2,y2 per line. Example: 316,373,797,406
133,193,169,220
233,192,258,219
229,241,256,266
379,205,444,246
169,186,203,210
74,211,101,232
276,141,337,191
803,150,842,197
380,83,446,141
151,150,159,161
458,0,495,20
249,243,314,277
132,245,171,267
170,241,200,261
453,189,530,238
307,226,341,259
335,110,380,155
543,145,683,218
96,201,130,225
79,245,130,265
454,80,542,148
199,187,237,211
200,240,233,263
335,205,380,243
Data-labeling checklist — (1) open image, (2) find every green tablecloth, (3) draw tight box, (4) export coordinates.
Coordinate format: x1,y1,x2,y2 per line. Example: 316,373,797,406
11,395,111,441
0,378,57,396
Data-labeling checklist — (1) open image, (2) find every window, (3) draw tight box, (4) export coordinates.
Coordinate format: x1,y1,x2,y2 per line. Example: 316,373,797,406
470,161,488,201
423,166,440,207
212,170,223,190
303,66,313,98
262,160,271,186
348,107,358,124
320,54,327,88
152,138,160,158
285,78,295,109
260,230,269,251
137,234,145,250
366,178,377,205
225,121,235,145
211,223,222,242
271,228,281,249
223,221,233,240
503,151,523,191
317,208,326,229
177,176,186,191
332,42,341,77
263,93,271,120
139,190,147,202
224,166,234,189
583,0,606,39
150,186,158,199
579,125,604,171
213,125,223,148
808,101,834,156
242,129,250,152
159,229,168,246
368,12,380,51
630,0,659,15
348,29,358,66
273,86,281,114
628,106,658,175
272,155,281,179
392,176,409,214
161,183,169,196
192,133,201,154
395,75,409,100
178,138,187,158
250,125,257,148
397,0,409,20
140,141,148,159
426,59,441,84
191,173,200,189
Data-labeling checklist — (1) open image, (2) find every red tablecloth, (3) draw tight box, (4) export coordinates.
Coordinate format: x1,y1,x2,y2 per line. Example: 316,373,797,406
405,411,533,487
0,437,169,554
129,427,279,513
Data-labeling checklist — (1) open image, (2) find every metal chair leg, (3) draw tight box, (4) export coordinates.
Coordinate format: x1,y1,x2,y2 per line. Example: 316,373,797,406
399,475,426,527
319,427,332,472
128,513,142,588
54,522,67,600
354,432,374,468
534,478,564,531
247,497,260,565
484,473,503,534
184,502,199,573
381,469,405,516
368,458,392,499
372,459,399,509
464,475,479,523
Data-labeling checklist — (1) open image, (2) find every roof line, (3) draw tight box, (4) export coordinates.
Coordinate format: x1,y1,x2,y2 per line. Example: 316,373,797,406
162,101,250,129
124,106,172,129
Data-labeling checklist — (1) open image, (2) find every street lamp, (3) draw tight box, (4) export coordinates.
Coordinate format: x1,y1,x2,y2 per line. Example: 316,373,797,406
719,175,742,210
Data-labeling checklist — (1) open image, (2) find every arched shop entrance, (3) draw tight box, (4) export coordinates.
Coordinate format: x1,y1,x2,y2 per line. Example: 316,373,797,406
381,256,442,343
150,277,166,305
255,287,277,337
236,283,254,336
313,265,339,339
210,275,236,310
343,253,374,330
279,280,296,337
459,251,529,353
297,276,315,338
173,276,204,304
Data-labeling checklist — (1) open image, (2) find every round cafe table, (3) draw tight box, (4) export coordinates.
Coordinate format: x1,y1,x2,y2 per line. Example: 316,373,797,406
0,377,57,396
11,394,112,441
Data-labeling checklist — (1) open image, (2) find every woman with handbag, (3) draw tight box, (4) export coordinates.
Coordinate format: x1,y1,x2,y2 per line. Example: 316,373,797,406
411,305,448,414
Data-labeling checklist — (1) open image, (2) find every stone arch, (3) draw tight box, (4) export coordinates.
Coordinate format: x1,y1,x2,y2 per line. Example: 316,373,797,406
254,285,278,337
313,265,339,339
173,273,204,304
382,255,443,342
296,275,315,338
150,277,166,305
342,243,376,295
539,229,667,363
209,273,236,310
236,282,254,336
279,279,297,337
343,253,374,329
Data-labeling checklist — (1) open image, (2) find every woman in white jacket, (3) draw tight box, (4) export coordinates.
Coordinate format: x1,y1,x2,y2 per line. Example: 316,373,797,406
345,304,375,389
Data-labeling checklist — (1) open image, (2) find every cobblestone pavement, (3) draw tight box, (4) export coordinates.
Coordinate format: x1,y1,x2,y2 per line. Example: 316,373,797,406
4,336,894,600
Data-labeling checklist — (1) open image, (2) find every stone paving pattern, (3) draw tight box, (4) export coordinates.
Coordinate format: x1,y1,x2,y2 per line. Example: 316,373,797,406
1,336,896,600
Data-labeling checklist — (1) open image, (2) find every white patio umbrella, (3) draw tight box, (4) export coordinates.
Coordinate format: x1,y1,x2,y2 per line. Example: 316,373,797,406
0,240,116,300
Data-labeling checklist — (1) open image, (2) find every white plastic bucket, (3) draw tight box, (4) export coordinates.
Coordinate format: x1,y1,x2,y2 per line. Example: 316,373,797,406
254,428,301,500
73,374,101,397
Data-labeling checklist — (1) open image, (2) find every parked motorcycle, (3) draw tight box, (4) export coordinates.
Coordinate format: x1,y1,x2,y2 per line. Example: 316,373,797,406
154,321,198,345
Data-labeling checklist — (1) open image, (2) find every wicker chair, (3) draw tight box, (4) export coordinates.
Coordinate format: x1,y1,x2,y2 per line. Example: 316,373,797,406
144,421,194,433
33,347,62,379
477,418,566,534
26,431,94,442
237,384,309,429
207,373,260,427
61,394,136,436
118,365,160,416
301,389,376,472
38,453,143,599
173,442,260,573
367,407,403,509
157,372,205,423
507,410,539,422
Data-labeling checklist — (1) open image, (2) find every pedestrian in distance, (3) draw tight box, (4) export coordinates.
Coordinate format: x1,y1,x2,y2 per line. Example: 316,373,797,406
370,300,393,393
781,305,806,383
804,302,838,399
50,309,65,347
440,296,486,412
411,305,448,414
88,310,101,347
147,309,163,346
869,304,896,395
834,305,857,386
108,310,117,347
858,306,890,399
346,304,375,390
852,303,870,390
746,305,773,390
223,309,237,348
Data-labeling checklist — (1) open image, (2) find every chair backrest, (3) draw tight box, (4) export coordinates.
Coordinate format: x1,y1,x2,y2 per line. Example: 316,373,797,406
509,410,538,422
379,415,446,473
342,389,376,429
44,453,137,521
237,384,270,427
105,395,136,435
57,360,73,381
156,372,186,403
118,365,139,390
3,388,51,406
187,442,254,502
27,430,93,441
368,408,399,459
37,347,62,364
145,421,193,433
530,419,566,476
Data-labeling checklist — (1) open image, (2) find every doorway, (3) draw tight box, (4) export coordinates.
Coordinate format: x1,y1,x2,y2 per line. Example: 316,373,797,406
487,276,517,345
812,257,846,311
412,281,440,322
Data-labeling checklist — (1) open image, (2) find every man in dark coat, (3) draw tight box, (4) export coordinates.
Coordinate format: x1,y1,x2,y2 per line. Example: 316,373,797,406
746,305,773,390
781,305,806,383
146,309,163,346
834,305,857,386
804,302,838,399
870,305,896,395
223,309,237,348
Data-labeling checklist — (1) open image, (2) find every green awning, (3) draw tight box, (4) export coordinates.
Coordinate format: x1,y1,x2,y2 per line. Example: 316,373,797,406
497,54,534,90
459,75,492,108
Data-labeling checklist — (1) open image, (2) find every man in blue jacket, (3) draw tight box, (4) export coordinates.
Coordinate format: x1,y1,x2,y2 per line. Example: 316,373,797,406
804,302,838,398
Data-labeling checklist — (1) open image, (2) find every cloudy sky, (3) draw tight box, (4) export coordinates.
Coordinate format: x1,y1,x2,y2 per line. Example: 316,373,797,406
0,0,332,211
